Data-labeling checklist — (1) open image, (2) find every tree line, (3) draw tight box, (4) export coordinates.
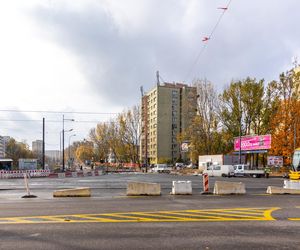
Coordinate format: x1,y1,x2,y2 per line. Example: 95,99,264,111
4,66,300,168
181,66,300,165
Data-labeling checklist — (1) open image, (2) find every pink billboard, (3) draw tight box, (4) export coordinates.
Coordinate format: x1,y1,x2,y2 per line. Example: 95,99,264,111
234,135,271,151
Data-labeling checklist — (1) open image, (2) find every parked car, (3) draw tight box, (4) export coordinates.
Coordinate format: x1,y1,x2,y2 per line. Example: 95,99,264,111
187,163,198,169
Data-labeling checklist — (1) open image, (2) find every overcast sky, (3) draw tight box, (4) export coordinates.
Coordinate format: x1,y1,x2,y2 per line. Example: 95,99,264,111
1,0,300,150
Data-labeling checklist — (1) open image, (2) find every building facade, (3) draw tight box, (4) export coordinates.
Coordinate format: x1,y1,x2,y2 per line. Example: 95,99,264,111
140,83,197,164
0,136,10,158
32,140,43,155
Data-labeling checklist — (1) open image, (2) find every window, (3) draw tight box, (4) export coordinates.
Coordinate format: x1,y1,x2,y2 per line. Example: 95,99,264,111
213,165,221,170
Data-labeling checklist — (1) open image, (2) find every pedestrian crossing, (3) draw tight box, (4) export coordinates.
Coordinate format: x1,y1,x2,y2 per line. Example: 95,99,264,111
0,207,279,224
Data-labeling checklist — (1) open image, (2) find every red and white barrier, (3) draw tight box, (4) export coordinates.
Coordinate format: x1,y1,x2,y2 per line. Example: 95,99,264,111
202,173,209,193
0,170,50,179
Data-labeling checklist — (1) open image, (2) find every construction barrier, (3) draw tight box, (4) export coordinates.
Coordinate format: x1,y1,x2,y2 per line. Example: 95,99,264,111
71,172,78,178
127,182,161,196
267,186,300,195
171,181,192,195
213,181,246,195
0,170,50,179
202,173,209,193
58,173,66,178
284,180,300,190
53,187,91,197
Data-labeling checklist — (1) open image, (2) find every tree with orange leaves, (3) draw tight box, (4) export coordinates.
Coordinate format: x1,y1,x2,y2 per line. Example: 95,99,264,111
269,67,300,166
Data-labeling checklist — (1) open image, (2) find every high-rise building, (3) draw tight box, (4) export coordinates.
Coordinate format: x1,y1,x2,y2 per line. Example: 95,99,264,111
45,150,60,162
32,140,43,156
0,136,10,158
140,83,197,164
0,136,4,158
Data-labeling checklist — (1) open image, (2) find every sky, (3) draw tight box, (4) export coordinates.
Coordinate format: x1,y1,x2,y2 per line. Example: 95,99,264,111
1,0,300,150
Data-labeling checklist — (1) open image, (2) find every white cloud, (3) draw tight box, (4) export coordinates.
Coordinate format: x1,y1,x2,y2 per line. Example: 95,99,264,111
1,0,300,149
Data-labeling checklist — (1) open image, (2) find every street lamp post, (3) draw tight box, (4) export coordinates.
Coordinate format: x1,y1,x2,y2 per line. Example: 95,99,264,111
62,115,75,172
68,134,76,169
238,82,242,164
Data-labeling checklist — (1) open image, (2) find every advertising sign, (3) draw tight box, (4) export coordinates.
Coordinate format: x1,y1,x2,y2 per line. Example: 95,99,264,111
234,135,271,151
267,156,283,166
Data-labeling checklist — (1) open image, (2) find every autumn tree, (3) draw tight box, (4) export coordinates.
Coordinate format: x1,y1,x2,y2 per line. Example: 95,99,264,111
5,138,33,167
178,79,224,162
75,141,95,164
269,67,300,165
89,105,141,163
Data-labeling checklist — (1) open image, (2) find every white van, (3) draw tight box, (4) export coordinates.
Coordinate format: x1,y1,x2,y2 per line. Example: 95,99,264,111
203,165,234,177
151,164,172,173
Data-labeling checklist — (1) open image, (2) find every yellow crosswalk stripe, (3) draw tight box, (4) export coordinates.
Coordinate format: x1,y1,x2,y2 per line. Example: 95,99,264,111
0,207,280,224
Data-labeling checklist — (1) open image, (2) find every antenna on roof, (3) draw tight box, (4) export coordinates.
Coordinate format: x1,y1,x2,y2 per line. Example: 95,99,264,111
156,71,160,86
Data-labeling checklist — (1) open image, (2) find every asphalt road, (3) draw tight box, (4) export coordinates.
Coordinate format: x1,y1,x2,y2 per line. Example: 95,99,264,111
0,173,299,250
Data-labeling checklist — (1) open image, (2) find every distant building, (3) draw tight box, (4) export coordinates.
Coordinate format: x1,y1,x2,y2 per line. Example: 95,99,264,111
0,136,10,158
140,82,197,164
45,150,60,162
32,140,43,156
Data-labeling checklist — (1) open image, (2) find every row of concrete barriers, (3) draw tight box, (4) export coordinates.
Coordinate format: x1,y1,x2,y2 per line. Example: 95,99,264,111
127,180,300,196
52,170,105,178
126,180,246,196
51,180,300,198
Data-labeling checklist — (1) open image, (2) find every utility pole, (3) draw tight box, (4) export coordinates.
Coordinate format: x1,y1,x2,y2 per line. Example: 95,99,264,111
156,70,160,86
42,118,45,170
140,85,148,172
62,114,65,172
239,82,242,164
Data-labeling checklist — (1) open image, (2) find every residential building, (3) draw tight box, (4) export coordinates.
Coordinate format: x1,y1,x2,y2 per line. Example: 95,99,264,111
45,150,60,163
0,136,10,158
32,140,43,156
140,82,197,164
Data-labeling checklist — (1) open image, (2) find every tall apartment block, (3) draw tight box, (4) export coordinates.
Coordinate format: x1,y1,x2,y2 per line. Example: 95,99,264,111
140,83,197,164
0,136,10,158
32,140,43,156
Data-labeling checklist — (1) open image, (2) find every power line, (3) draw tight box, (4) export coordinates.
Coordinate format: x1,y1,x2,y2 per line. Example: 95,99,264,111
184,0,233,82
0,109,119,115
0,119,115,123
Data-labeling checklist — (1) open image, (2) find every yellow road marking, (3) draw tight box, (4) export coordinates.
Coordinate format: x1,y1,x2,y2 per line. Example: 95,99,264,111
185,211,263,219
0,207,280,224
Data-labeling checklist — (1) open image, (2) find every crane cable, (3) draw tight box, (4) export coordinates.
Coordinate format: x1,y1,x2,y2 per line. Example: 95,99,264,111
184,0,233,82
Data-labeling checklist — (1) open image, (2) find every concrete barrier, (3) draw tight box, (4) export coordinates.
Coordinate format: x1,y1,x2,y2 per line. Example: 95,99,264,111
58,173,65,178
53,187,91,197
266,186,300,194
71,172,78,178
127,182,161,196
284,180,300,190
213,181,246,195
171,181,192,195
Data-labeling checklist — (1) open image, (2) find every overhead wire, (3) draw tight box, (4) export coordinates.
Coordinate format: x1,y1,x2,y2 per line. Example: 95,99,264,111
0,109,118,115
0,119,113,123
184,0,233,82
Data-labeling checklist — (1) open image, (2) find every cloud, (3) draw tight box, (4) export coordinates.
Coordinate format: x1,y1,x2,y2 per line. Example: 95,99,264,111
2,0,300,148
